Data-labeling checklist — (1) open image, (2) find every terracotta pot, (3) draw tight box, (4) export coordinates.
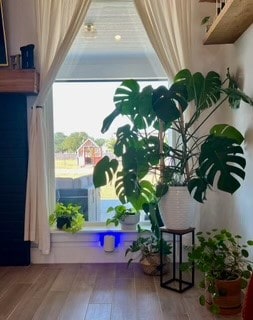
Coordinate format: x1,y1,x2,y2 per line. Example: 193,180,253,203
206,277,242,315
140,253,170,276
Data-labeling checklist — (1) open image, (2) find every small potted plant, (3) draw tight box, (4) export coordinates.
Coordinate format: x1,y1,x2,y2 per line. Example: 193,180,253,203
201,16,212,32
49,202,85,233
125,202,172,275
106,204,140,230
125,226,171,275
181,229,253,315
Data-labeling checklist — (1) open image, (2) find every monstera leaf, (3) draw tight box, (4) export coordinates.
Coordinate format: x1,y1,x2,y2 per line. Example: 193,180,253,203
188,125,246,203
101,108,121,134
224,69,253,109
152,83,188,124
188,175,209,203
174,69,221,114
113,140,158,209
113,79,141,114
113,80,155,130
210,124,244,144
223,87,253,109
115,172,154,210
93,156,118,188
114,125,137,156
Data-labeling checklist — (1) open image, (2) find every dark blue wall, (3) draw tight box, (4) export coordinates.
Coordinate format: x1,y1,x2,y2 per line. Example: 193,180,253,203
0,93,30,265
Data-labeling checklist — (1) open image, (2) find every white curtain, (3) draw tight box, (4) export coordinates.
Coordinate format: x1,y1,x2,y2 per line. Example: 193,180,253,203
25,0,91,254
134,0,192,79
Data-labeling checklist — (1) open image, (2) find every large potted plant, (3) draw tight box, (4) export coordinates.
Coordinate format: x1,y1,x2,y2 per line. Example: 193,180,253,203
93,68,253,228
181,229,253,315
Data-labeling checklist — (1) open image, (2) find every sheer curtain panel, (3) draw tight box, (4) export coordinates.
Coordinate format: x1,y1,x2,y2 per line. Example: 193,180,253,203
25,0,91,254
134,0,192,79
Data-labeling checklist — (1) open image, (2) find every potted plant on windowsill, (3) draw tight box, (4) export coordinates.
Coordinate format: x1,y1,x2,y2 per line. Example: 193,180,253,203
49,202,85,233
181,229,253,315
93,68,253,229
106,204,140,230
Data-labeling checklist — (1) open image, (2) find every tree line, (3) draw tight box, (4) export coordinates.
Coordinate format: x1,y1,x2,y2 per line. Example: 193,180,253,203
54,132,115,153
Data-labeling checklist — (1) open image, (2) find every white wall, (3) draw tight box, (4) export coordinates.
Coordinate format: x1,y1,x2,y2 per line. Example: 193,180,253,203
227,25,253,242
193,2,253,252
3,0,36,58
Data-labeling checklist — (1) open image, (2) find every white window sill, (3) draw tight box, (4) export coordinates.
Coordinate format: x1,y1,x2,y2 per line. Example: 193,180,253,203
31,222,151,264
50,221,150,234
48,222,150,244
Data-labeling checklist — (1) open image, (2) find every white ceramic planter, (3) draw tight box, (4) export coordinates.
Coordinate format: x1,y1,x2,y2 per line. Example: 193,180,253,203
158,186,195,230
120,213,140,230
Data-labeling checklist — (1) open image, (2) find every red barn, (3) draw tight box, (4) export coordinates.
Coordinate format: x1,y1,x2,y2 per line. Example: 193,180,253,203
77,138,102,167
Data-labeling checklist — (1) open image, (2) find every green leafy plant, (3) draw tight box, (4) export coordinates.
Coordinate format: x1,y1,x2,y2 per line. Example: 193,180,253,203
49,202,85,233
125,202,171,266
125,226,171,266
201,16,211,25
106,204,139,227
181,229,253,314
201,16,212,32
93,69,253,210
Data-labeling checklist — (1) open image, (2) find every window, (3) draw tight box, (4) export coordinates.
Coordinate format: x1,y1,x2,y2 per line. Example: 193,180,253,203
53,80,168,223
53,0,167,224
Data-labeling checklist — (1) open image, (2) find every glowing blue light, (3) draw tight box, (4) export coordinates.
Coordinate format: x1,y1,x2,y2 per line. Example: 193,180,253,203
99,232,120,247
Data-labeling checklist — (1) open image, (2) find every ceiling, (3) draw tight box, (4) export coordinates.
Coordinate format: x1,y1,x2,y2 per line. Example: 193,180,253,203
78,0,153,54
57,0,166,80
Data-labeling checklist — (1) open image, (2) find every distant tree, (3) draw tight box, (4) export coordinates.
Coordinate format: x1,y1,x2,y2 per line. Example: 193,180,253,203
106,137,116,153
95,138,106,147
62,132,88,153
54,132,67,153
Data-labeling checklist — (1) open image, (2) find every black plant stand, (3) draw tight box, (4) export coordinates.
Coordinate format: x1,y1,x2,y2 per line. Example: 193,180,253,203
160,227,195,293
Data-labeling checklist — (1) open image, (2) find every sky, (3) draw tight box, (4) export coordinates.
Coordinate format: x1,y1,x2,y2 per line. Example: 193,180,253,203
53,82,123,139
53,80,168,140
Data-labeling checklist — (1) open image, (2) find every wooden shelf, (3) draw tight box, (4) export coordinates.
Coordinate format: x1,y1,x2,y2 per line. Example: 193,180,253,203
203,0,253,44
0,69,39,94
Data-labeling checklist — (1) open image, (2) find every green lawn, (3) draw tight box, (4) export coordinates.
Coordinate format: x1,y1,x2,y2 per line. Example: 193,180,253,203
100,184,117,200
55,159,79,169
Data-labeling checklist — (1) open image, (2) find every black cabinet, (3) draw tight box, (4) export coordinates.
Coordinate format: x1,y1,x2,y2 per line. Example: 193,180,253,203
0,94,30,265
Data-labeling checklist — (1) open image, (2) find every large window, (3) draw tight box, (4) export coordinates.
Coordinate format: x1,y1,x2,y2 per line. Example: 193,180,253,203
53,0,167,224
53,80,168,223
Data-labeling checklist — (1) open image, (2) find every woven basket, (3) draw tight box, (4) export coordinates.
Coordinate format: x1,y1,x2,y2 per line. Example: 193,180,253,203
140,253,170,276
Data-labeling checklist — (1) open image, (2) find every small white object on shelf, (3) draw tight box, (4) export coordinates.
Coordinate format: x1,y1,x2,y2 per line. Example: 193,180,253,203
104,235,115,252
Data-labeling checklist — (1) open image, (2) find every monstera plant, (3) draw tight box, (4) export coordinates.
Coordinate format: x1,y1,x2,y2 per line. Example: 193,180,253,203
93,68,253,210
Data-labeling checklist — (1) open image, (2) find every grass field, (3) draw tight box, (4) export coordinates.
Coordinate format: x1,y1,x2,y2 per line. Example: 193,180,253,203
55,159,79,170
55,158,117,199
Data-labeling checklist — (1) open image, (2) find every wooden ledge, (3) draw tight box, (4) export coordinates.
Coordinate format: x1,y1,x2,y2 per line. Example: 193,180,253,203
0,69,39,94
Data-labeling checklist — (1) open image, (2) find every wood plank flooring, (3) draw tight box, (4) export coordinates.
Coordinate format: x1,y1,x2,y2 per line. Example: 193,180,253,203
0,263,243,320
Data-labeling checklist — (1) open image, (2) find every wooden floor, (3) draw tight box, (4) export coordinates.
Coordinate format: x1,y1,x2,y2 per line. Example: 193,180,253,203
0,263,243,320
